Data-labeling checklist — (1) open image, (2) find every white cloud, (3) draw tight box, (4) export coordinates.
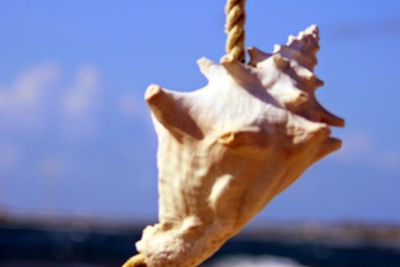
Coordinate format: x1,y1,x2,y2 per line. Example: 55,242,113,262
61,65,103,137
0,63,103,137
336,130,375,159
0,62,154,218
62,66,101,120
118,92,145,118
333,130,400,172
0,63,60,131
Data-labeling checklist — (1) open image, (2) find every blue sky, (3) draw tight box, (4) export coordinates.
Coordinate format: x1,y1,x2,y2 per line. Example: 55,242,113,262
0,0,399,225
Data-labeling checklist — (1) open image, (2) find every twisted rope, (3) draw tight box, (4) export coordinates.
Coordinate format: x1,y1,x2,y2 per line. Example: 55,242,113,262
122,253,147,267
225,0,247,62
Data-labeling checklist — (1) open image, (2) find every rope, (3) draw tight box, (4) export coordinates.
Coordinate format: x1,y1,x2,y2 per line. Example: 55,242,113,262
225,0,247,62
122,253,147,267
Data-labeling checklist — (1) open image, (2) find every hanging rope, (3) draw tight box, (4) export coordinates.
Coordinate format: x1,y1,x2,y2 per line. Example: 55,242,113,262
225,0,247,62
122,253,147,267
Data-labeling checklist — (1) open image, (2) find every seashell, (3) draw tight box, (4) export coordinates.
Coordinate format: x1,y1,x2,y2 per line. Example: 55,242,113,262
136,25,344,267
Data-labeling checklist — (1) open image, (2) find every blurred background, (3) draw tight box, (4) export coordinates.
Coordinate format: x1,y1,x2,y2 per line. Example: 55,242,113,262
0,0,399,266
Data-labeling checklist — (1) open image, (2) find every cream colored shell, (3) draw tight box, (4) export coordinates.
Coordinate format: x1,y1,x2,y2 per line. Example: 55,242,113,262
136,25,344,267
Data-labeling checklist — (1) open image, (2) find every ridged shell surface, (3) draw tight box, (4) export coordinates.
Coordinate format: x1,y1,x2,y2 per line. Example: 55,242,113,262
136,25,344,267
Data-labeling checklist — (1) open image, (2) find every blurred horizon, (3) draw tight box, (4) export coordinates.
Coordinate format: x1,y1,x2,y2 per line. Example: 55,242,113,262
0,0,399,226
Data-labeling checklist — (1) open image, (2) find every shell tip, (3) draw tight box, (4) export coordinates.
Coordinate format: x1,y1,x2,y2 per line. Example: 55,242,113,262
145,84,163,102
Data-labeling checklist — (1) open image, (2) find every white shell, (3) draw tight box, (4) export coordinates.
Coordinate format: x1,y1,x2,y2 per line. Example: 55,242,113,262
136,25,344,267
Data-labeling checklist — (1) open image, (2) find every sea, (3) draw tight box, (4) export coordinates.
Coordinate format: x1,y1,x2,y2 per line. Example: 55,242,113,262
205,255,309,267
1,256,308,267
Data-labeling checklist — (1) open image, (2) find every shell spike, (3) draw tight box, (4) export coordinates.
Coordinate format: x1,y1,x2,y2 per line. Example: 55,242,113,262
304,24,319,40
288,25,320,55
311,100,345,127
248,47,272,66
313,137,342,163
197,57,217,80
319,106,345,127
145,84,203,139
145,84,168,106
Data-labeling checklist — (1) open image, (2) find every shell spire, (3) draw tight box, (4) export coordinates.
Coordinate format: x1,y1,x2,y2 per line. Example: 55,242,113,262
275,24,320,71
249,25,345,127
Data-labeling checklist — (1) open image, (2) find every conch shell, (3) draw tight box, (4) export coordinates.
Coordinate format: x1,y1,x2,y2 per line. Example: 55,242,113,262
136,25,344,267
